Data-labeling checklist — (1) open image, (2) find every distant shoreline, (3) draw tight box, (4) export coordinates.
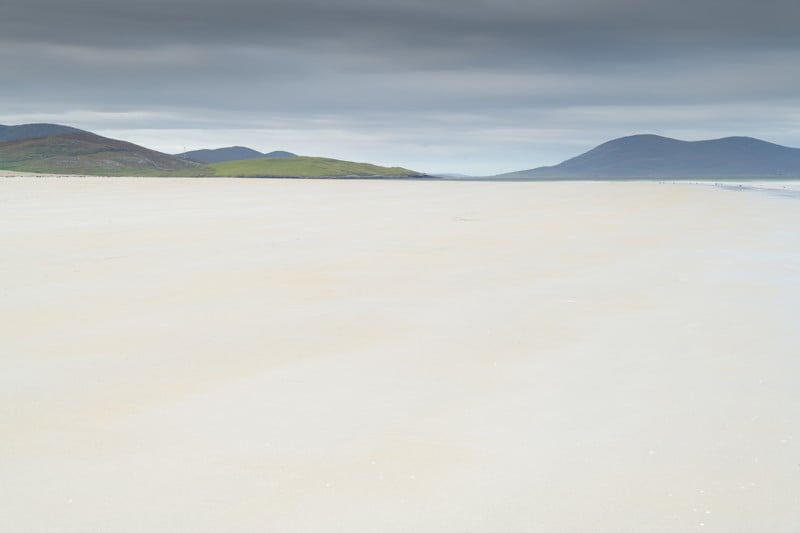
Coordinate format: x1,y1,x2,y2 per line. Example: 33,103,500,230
3,169,800,184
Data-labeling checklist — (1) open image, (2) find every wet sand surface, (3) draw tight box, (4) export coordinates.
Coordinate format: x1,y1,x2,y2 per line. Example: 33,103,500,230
1,178,799,532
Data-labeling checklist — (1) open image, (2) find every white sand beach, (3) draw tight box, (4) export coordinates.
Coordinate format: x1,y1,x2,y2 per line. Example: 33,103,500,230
0,170,55,177
1,178,799,532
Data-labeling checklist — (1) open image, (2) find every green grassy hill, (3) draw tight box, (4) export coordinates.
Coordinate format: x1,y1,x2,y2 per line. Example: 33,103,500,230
205,156,422,178
0,133,200,176
0,125,424,178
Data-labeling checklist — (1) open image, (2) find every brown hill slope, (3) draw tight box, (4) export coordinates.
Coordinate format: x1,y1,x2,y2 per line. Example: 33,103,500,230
0,133,201,176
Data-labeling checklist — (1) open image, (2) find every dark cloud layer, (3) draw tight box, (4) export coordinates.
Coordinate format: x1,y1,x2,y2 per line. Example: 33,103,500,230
2,0,798,174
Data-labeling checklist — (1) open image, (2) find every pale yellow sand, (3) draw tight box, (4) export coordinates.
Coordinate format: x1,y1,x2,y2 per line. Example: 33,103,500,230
1,178,798,532
0,170,55,177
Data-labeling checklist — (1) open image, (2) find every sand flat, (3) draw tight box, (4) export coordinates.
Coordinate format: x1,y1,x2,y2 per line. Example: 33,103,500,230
1,178,799,532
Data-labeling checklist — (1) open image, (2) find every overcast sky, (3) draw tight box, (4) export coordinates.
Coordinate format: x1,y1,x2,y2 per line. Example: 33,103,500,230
1,0,799,174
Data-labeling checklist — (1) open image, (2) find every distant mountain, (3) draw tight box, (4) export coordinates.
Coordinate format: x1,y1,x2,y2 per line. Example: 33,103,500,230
498,134,800,179
262,150,296,159
207,157,425,178
0,123,87,143
179,146,297,163
0,131,200,176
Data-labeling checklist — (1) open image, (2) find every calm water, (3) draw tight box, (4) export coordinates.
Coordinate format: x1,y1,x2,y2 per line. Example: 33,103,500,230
678,179,800,199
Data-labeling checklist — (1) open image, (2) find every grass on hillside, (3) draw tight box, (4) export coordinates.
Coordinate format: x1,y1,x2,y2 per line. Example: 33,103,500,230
0,134,200,176
0,159,203,177
205,156,419,178
0,135,421,177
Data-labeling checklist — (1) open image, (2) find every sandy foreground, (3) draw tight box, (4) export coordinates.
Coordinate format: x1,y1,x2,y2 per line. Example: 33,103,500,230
1,178,798,532
0,170,59,177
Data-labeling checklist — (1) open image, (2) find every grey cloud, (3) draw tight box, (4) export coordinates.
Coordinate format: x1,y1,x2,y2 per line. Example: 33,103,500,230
1,0,798,174
4,0,799,52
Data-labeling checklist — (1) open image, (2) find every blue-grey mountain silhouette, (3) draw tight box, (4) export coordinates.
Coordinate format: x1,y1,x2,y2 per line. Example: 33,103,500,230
498,134,800,179
179,146,296,163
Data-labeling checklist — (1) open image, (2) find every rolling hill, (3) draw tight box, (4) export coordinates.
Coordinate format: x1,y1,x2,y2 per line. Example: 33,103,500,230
179,146,297,163
0,123,88,143
0,123,424,178
0,132,201,175
206,156,423,178
497,134,800,179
